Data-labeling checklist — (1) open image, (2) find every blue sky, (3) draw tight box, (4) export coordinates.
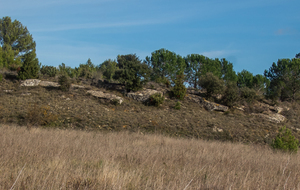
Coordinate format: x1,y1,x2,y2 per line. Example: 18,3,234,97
1,0,299,75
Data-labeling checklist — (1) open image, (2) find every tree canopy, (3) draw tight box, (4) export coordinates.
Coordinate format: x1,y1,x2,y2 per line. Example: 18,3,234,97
114,54,150,92
0,16,37,68
98,59,118,81
264,58,300,101
146,48,186,82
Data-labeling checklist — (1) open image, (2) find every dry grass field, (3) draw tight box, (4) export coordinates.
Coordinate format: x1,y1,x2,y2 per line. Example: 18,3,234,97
0,124,299,190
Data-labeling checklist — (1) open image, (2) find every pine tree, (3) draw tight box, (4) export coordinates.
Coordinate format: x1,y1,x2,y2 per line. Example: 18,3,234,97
18,49,40,80
0,16,37,70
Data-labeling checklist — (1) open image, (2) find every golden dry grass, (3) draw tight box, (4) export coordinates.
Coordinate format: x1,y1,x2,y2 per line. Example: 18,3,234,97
0,124,299,189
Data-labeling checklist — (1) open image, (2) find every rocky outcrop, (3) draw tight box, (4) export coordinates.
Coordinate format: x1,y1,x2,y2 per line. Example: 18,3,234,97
87,90,123,104
39,81,60,87
21,79,86,89
251,113,286,123
255,102,287,114
186,94,228,112
127,89,164,102
20,79,41,86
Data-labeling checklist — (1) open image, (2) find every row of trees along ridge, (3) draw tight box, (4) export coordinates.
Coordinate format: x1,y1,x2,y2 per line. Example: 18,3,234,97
1,16,300,103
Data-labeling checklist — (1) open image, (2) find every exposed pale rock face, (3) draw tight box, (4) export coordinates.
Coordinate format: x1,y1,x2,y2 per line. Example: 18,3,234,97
87,90,123,104
20,79,41,86
39,81,60,87
21,79,87,89
251,113,286,123
186,94,228,112
127,89,164,102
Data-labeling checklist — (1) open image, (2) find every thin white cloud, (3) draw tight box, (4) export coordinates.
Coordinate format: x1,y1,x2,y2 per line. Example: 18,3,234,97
201,50,238,58
31,17,180,32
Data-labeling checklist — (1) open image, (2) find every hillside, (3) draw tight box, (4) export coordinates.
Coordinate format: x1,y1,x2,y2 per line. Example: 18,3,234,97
1,70,300,145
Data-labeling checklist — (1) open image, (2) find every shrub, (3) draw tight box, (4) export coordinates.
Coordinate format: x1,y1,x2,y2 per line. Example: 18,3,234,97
171,73,187,100
155,77,171,88
240,87,257,103
0,73,2,82
111,99,121,106
17,50,40,80
40,65,58,77
99,59,118,81
199,72,225,99
174,101,181,110
58,75,71,91
26,104,58,126
149,93,165,107
113,54,150,92
222,82,240,107
271,126,299,153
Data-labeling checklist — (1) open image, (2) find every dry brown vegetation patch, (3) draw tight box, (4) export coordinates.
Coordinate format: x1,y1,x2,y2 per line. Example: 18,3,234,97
0,124,299,189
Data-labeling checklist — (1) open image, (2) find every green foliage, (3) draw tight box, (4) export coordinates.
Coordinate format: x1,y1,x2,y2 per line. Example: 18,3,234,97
264,58,300,101
220,58,238,83
184,54,207,89
296,53,300,59
271,126,299,153
240,87,257,103
99,59,118,81
111,99,120,106
237,70,269,93
146,48,186,82
114,54,150,92
171,72,187,100
155,77,171,88
237,70,254,88
0,73,3,82
199,72,225,98
40,65,58,77
17,50,40,80
58,75,71,91
76,58,97,79
222,82,240,107
58,63,76,78
174,101,181,110
185,55,234,88
0,16,36,69
1,43,21,68
149,93,165,107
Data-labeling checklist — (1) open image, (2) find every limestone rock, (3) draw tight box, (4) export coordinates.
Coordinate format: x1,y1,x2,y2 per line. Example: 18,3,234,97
39,81,60,87
127,89,164,102
186,94,228,112
20,79,41,87
71,84,86,89
213,126,224,132
252,113,286,123
3,90,13,93
87,90,123,104
202,99,228,112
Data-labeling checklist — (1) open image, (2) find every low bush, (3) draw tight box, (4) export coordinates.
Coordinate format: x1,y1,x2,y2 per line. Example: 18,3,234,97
222,82,240,107
40,65,58,77
174,101,181,110
271,126,299,153
155,77,171,88
199,72,224,99
240,87,257,103
58,75,71,91
26,104,58,126
149,93,165,107
171,73,186,100
0,73,2,82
